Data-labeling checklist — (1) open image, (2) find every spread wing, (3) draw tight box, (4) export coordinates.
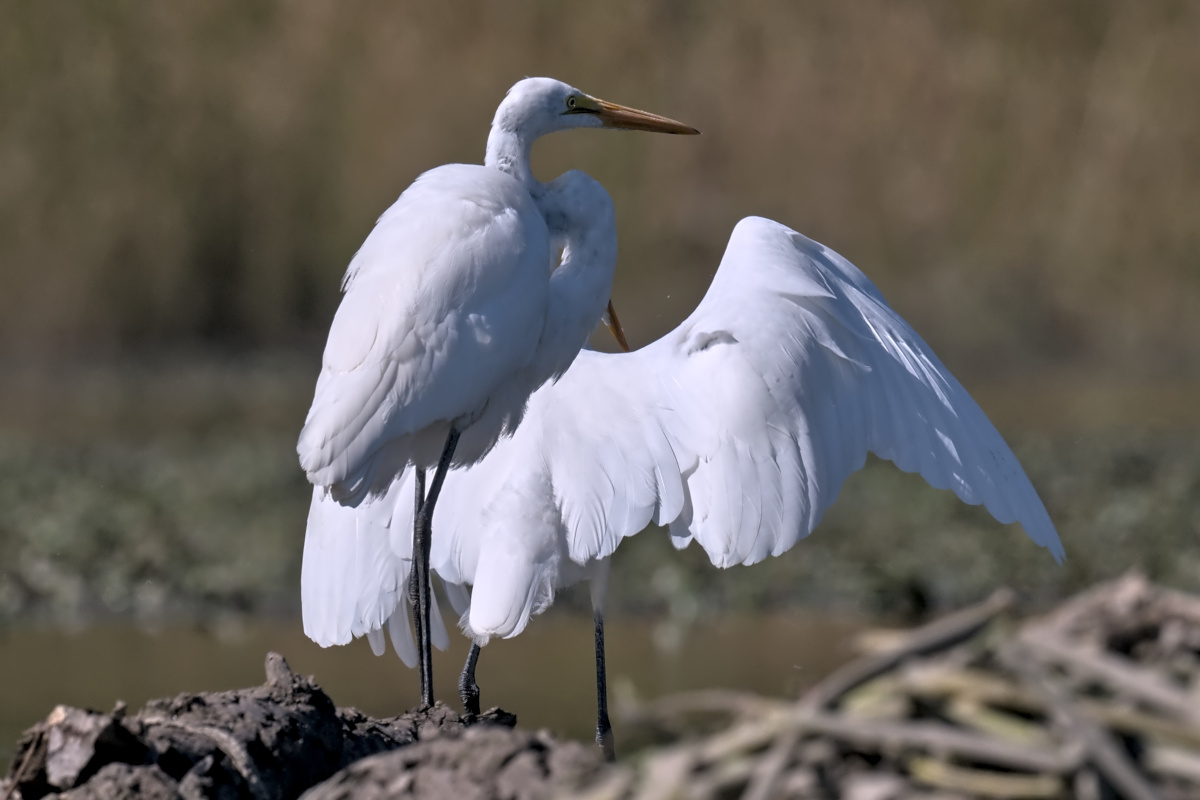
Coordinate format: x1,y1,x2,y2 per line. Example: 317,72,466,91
442,215,1063,639
302,215,1063,654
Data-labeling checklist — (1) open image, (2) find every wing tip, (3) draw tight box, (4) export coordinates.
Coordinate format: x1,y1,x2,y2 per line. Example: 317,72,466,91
1017,511,1066,564
1041,529,1068,565
729,216,792,246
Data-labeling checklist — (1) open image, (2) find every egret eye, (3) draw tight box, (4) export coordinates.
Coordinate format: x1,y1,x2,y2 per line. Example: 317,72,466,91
566,95,577,110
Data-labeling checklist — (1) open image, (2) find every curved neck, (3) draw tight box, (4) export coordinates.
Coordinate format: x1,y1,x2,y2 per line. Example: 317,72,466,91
485,127,537,192
530,195,618,383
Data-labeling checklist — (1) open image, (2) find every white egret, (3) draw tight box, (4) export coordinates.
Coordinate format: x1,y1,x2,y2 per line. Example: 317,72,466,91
303,216,1064,759
296,77,697,707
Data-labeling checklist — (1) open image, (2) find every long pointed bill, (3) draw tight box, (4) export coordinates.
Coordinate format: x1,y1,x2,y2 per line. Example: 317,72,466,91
604,300,631,353
591,98,699,135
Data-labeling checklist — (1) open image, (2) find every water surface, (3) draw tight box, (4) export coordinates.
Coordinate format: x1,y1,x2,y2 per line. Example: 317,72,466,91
0,610,861,769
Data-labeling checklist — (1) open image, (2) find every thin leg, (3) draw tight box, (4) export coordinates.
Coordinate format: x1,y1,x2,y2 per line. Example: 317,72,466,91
414,467,427,515
411,428,461,709
459,643,482,717
595,611,615,761
409,469,428,705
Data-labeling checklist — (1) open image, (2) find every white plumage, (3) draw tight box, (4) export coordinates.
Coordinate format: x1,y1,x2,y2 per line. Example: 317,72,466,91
297,78,697,505
295,77,699,706
302,215,1063,657
297,165,550,501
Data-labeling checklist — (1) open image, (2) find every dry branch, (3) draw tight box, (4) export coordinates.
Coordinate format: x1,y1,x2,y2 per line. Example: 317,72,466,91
1019,629,1200,728
607,574,1200,800
799,588,1014,711
999,642,1166,800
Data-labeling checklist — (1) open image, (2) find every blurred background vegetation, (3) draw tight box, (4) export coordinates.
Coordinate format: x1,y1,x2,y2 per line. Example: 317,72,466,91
1,0,1198,648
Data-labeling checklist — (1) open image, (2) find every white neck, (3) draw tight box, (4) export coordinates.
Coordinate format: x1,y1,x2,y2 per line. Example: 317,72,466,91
485,126,536,192
483,89,617,382
527,173,618,383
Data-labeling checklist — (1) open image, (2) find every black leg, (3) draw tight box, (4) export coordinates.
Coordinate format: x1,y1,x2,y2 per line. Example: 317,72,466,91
411,428,461,709
595,611,615,761
412,470,432,705
414,467,426,516
409,468,428,707
459,643,482,717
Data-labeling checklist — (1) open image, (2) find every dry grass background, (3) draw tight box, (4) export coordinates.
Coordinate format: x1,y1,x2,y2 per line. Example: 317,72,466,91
0,1,1199,630
1,0,1198,389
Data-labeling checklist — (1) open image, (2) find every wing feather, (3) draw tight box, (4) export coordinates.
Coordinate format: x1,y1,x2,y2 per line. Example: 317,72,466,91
304,214,1063,651
465,215,1063,589
301,473,452,666
301,483,407,648
297,164,550,496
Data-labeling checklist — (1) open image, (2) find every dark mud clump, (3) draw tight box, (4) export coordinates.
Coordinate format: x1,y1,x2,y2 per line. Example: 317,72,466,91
1,652,600,800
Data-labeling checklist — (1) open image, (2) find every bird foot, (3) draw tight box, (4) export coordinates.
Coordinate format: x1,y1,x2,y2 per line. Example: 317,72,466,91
459,681,481,718
597,727,615,762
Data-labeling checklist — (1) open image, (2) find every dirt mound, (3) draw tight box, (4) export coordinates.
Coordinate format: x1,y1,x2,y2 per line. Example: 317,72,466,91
1,653,591,800
8,573,1200,799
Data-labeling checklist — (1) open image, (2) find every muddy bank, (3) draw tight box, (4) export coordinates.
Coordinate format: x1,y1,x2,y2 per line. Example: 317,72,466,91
6,574,1200,799
1,653,596,800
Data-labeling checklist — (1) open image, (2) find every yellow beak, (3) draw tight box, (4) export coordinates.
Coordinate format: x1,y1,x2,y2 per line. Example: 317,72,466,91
605,300,631,353
577,97,699,135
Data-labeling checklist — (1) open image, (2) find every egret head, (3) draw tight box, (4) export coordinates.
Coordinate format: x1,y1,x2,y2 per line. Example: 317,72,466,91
492,78,699,141
487,78,692,355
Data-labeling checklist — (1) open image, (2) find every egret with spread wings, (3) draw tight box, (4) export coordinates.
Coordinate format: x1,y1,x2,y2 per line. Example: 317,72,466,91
304,216,1063,759
297,78,697,707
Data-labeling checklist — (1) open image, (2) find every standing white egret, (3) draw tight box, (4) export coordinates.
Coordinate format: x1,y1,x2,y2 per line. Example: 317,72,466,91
297,77,697,707
303,215,1064,759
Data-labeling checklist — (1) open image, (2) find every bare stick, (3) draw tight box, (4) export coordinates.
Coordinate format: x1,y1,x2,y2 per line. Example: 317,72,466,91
998,643,1164,800
740,729,799,800
796,712,1083,774
1019,629,1200,728
799,588,1014,710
